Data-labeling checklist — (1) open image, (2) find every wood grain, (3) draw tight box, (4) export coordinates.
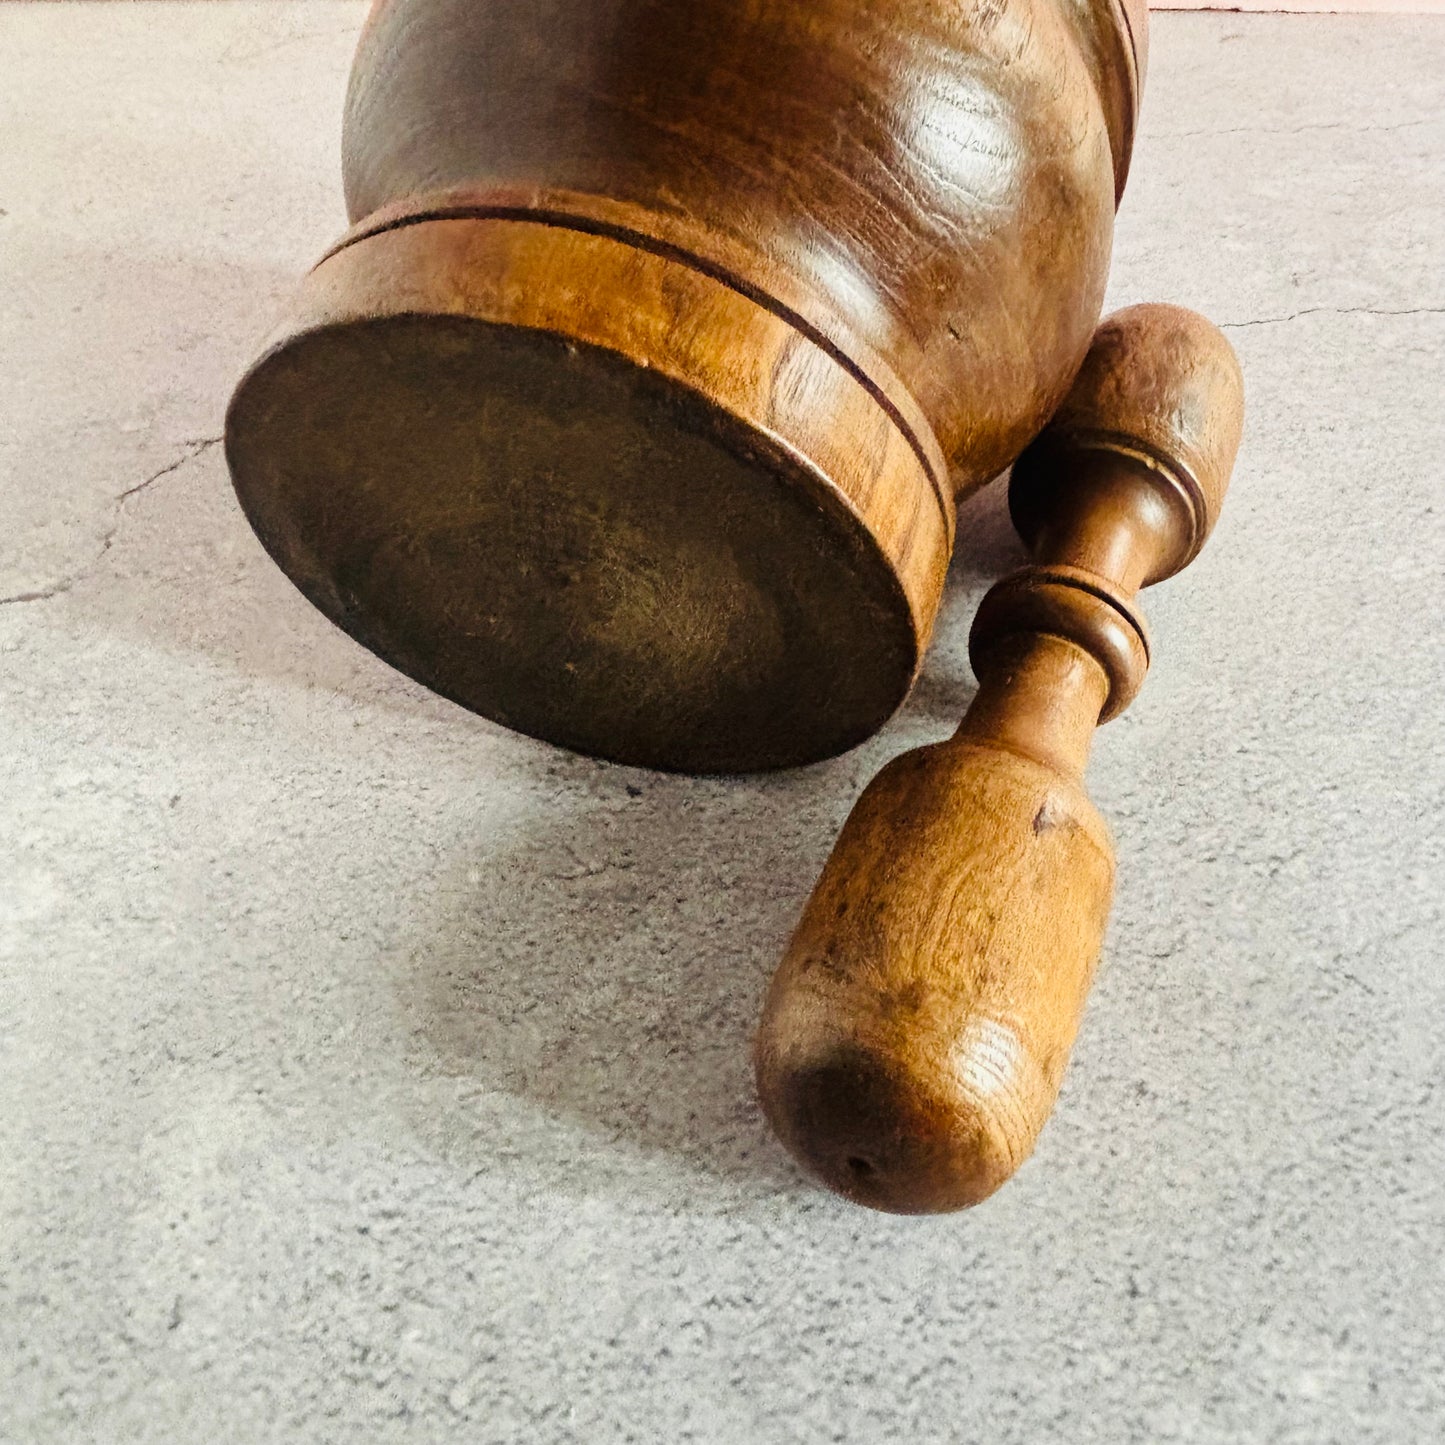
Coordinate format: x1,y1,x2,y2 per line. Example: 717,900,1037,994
227,0,1147,771
756,306,1244,1212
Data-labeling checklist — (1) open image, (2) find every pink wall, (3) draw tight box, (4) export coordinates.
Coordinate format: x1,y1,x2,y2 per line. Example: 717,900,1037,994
1152,1,1445,10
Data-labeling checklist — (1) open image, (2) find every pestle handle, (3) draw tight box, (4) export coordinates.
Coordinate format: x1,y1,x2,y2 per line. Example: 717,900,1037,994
755,638,1116,1213
754,305,1244,1212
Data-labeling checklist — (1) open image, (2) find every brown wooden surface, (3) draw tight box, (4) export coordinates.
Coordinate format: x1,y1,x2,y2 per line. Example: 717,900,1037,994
343,0,1142,485
227,0,1146,772
755,306,1244,1212
227,217,946,772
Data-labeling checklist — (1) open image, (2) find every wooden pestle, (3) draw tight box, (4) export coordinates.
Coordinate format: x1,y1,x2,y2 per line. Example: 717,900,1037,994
754,305,1245,1213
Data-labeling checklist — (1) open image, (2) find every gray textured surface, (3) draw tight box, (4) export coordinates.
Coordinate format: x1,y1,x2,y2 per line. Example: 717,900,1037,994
3,6,1443,1442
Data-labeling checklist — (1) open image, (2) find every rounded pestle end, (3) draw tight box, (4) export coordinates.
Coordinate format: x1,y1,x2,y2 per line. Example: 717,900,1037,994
754,734,1116,1213
1012,303,1245,580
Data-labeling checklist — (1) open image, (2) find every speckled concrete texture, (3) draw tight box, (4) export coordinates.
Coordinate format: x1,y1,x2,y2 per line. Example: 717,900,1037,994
3,6,1443,1442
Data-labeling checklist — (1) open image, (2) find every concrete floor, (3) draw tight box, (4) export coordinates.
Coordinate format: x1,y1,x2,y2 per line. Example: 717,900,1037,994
3,6,1443,1442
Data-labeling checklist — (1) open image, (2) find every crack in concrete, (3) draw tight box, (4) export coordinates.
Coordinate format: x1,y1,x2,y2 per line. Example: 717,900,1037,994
1147,117,1436,142
0,436,223,608
1221,304,1445,330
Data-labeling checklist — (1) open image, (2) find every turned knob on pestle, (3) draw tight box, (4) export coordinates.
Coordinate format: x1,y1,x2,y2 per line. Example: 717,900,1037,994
754,305,1244,1213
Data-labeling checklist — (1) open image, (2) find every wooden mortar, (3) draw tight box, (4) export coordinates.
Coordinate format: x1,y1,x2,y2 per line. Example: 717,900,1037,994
226,0,1148,772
